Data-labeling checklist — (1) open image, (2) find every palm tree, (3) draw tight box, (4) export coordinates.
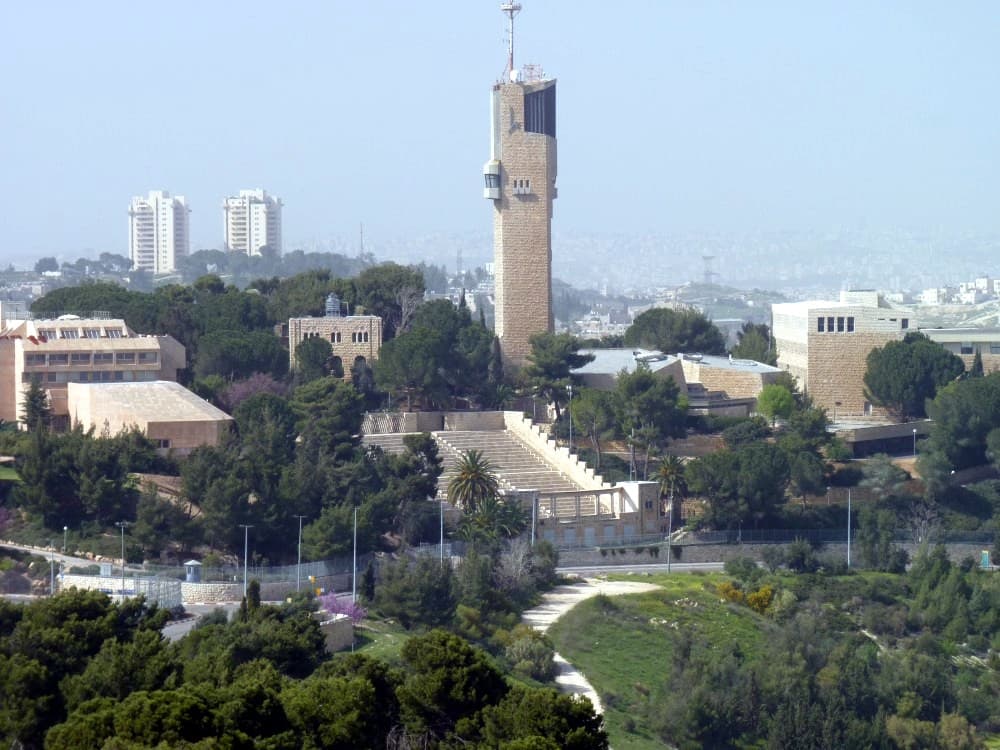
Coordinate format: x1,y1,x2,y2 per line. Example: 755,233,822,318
447,449,500,514
656,454,687,501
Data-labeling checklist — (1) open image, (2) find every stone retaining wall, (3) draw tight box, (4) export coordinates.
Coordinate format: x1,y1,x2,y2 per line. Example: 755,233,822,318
504,411,608,490
559,541,991,568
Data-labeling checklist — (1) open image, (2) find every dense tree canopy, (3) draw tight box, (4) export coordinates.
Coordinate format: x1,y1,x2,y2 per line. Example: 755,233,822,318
730,322,777,365
864,332,965,421
624,308,726,355
523,333,594,421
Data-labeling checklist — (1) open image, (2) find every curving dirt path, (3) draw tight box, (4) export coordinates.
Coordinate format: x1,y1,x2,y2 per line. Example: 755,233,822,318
521,578,661,714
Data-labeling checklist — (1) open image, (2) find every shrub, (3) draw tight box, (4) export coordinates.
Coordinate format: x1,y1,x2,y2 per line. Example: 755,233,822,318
724,556,764,586
746,585,774,614
717,581,744,603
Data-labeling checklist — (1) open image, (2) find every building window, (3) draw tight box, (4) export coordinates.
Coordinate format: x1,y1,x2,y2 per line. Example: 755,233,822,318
137,352,158,364
70,353,90,364
38,329,56,340
113,371,124,381
105,329,123,339
827,316,834,332
817,317,825,332
116,353,136,364
60,329,79,339
25,354,45,366
961,343,974,355
901,318,909,329
990,343,1000,355
78,372,90,382
837,317,845,332
330,332,342,343
154,439,171,449
49,354,69,365
93,353,113,364
847,317,855,332
83,328,100,339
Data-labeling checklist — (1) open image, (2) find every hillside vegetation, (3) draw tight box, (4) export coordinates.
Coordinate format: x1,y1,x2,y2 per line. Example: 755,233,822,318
550,552,1000,750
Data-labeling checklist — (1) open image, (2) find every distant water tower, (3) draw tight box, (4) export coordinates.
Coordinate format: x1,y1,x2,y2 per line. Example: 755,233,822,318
325,293,342,317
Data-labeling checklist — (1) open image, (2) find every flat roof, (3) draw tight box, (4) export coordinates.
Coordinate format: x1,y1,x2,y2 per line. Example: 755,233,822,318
683,353,782,373
922,327,1000,338
575,348,679,376
70,381,232,423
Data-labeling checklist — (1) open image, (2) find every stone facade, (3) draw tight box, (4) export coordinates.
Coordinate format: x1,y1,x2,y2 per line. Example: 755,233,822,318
773,292,913,417
679,354,782,400
0,314,185,426
488,77,557,366
287,314,383,376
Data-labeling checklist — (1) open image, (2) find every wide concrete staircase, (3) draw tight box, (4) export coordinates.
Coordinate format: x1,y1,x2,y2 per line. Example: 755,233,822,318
434,430,584,498
363,429,587,501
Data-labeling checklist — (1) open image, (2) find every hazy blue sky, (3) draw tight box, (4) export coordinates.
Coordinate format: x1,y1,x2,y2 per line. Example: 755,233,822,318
3,1,998,262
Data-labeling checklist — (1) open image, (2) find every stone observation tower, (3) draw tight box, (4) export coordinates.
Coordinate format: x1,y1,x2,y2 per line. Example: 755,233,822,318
484,2,557,366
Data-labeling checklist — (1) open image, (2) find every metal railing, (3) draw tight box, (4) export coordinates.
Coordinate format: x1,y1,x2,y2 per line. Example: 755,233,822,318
140,553,371,583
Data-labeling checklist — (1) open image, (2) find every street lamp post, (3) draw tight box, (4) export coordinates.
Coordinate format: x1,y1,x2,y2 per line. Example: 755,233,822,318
566,384,573,453
49,542,55,596
352,506,358,604
115,521,128,598
846,487,852,568
238,524,253,598
439,499,444,562
912,428,918,458
666,479,674,574
294,516,306,592
62,525,68,554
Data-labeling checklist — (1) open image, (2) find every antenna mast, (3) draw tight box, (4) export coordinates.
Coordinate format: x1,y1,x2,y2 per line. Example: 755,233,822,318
501,3,522,78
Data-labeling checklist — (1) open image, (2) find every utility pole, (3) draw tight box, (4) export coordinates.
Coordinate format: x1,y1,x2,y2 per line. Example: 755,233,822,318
566,383,573,452
115,521,129,599
666,479,674,574
352,506,359,604
294,515,307,592
846,488,852,568
238,524,253,598
439,500,444,562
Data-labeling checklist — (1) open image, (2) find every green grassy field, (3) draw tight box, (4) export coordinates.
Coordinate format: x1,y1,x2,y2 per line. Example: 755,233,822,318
548,573,767,750
352,619,412,665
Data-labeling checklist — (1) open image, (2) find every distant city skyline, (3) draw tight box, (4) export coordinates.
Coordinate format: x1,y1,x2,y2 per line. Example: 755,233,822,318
4,2,1000,265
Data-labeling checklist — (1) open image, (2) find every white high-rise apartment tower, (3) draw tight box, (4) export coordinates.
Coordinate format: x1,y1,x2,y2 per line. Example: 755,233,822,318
128,190,190,274
223,189,282,256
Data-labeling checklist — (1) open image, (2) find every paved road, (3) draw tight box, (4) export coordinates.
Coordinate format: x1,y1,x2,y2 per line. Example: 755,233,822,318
558,561,724,577
521,578,663,714
1,541,102,570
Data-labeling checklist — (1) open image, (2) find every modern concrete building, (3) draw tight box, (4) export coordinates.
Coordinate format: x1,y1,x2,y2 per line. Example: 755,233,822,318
922,327,1000,373
772,290,914,417
223,189,282,256
128,190,189,273
573,348,779,418
484,4,557,366
287,295,382,376
68,380,232,455
574,349,686,392
0,312,185,428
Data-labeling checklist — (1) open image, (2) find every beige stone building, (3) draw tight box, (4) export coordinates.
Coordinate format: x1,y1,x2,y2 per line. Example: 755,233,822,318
68,381,232,455
772,291,914,417
0,312,185,428
287,310,383,376
921,328,1000,373
573,348,779,418
484,7,557,367
678,353,782,400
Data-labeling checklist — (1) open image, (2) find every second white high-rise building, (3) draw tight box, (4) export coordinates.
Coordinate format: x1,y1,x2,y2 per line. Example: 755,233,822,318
128,190,189,274
223,189,282,256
